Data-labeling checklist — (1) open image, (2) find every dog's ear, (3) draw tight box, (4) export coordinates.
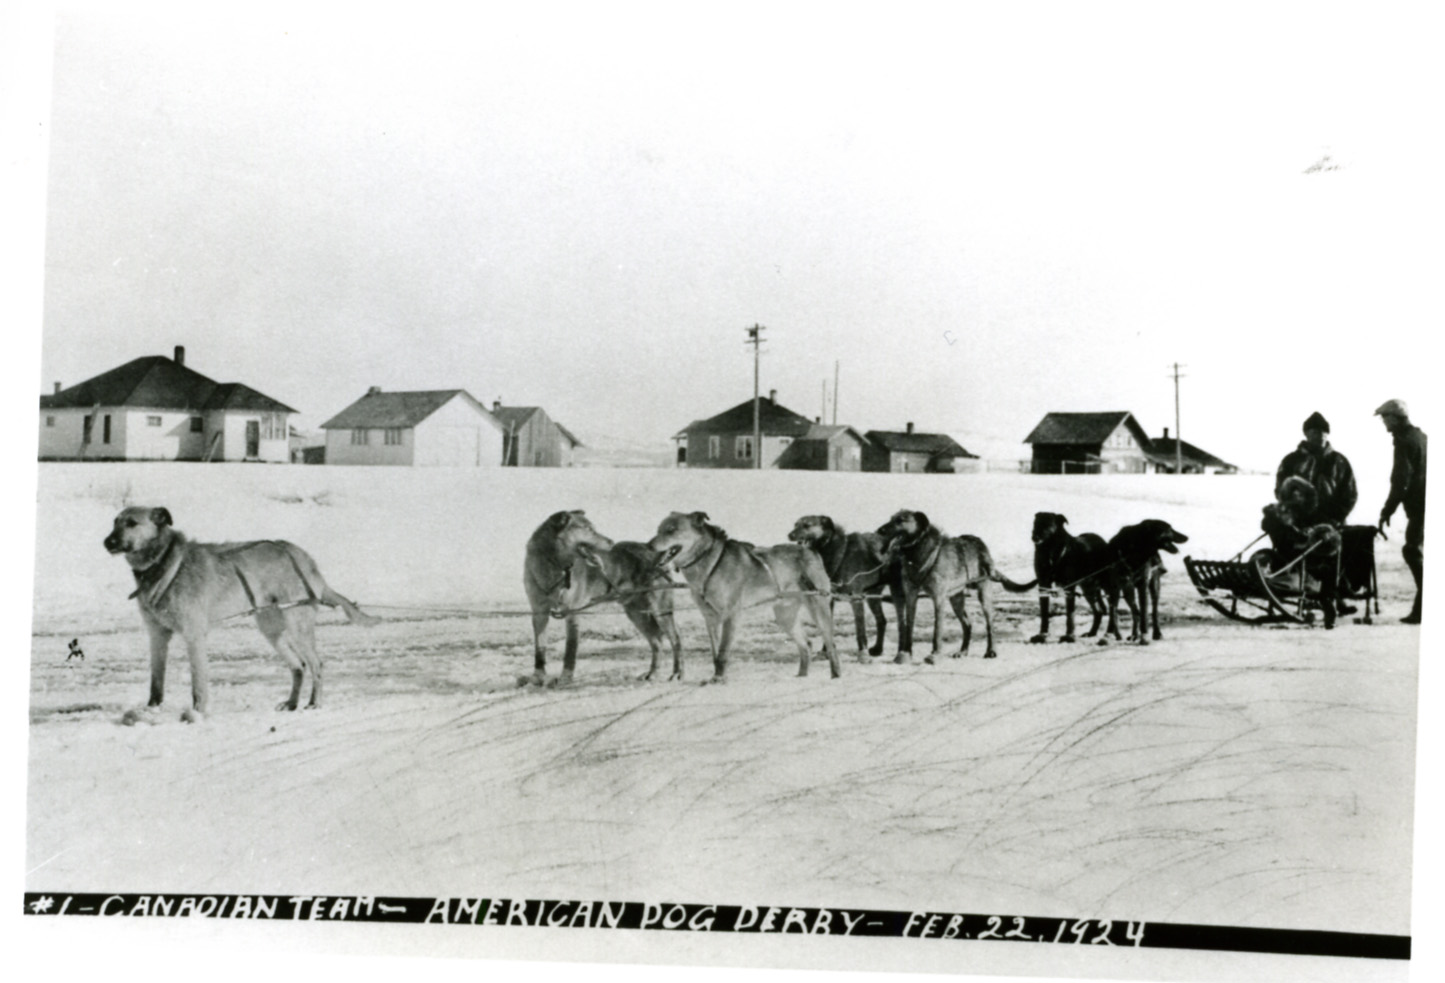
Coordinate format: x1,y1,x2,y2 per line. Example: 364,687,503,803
1058,514,1068,526
913,511,929,529
546,511,573,531
690,511,710,524
821,516,835,533
150,507,173,528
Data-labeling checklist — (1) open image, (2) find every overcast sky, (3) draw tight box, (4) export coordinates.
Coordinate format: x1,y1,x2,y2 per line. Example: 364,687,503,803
26,3,1445,478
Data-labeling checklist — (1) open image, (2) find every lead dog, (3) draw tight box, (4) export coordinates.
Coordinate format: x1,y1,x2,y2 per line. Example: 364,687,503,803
1101,519,1190,644
649,511,840,682
1029,512,1112,643
787,514,903,659
881,510,1036,661
104,506,378,721
523,510,683,685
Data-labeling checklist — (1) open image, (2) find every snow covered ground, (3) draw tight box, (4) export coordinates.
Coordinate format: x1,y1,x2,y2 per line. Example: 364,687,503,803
25,463,1422,951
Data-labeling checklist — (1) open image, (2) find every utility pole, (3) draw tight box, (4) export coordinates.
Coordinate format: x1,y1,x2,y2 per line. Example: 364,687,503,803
821,379,828,422
1168,362,1186,475
832,360,839,425
746,324,766,470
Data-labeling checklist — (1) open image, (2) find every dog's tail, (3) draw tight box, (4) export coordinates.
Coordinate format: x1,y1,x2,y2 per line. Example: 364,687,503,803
322,587,381,627
989,563,1038,592
993,574,1038,592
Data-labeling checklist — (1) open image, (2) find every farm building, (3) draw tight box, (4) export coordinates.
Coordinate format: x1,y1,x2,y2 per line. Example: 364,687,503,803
320,388,503,467
862,425,976,473
775,423,871,471
490,402,583,467
1023,411,1159,474
1150,429,1238,474
38,346,295,463
672,393,817,469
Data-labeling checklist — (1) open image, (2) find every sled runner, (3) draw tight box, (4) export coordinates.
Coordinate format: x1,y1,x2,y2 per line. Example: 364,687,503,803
1183,525,1380,626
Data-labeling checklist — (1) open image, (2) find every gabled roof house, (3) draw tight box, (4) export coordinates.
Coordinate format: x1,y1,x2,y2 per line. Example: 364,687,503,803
1023,411,1155,474
672,392,823,469
863,425,976,473
38,346,296,462
490,402,583,467
1149,429,1238,474
775,423,871,471
320,388,503,467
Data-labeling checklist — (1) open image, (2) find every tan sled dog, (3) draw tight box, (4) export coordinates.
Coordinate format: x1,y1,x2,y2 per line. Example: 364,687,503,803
649,511,840,682
524,510,684,685
880,509,1036,661
788,514,903,660
104,506,378,721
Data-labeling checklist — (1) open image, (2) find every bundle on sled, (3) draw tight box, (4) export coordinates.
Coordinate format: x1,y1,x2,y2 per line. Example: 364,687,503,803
1183,477,1380,627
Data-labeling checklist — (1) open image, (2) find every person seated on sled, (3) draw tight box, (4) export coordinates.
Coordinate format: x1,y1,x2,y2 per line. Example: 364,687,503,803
1261,475,1346,626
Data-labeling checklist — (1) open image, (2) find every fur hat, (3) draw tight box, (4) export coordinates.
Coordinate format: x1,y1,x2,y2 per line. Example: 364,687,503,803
1302,411,1329,433
1375,399,1409,418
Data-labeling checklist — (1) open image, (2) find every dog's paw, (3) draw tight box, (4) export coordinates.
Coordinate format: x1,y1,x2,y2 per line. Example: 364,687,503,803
1059,635,1076,643
120,706,160,727
1028,634,1049,644
983,650,997,659
275,700,300,711
179,708,204,724
1096,638,1111,647
701,675,728,686
516,673,546,688
923,654,936,665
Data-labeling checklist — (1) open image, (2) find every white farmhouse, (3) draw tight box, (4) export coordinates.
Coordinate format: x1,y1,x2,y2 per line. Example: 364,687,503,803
38,346,295,462
320,388,503,466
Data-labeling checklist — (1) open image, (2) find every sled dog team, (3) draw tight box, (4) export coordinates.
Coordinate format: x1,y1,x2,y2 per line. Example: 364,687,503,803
523,508,1190,688
105,504,1189,718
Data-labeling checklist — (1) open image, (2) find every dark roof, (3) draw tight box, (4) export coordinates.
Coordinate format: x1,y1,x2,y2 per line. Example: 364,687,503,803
864,430,975,458
1024,411,1144,446
321,390,493,429
489,406,538,430
39,355,296,414
490,406,583,447
797,424,869,444
675,397,816,438
1150,436,1235,470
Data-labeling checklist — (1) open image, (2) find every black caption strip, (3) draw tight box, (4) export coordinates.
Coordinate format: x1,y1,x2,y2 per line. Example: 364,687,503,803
22,894,1408,961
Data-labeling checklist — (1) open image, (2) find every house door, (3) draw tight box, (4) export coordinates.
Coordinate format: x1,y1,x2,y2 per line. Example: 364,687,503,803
245,420,260,458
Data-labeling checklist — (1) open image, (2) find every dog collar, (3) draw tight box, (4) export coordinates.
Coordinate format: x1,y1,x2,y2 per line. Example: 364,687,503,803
129,537,184,606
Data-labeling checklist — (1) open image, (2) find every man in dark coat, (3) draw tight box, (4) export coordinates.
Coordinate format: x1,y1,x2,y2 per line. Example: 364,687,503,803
1376,399,1427,623
1276,411,1358,526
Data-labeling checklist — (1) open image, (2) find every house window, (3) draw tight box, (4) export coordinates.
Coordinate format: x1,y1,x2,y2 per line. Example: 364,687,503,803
147,415,163,427
190,417,203,433
708,436,720,459
262,413,286,440
103,415,111,444
736,435,754,461
45,416,55,427
351,429,369,445
82,417,93,444
384,428,403,445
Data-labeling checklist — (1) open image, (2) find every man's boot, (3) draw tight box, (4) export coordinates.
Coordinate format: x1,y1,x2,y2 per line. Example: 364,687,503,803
1402,545,1423,625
